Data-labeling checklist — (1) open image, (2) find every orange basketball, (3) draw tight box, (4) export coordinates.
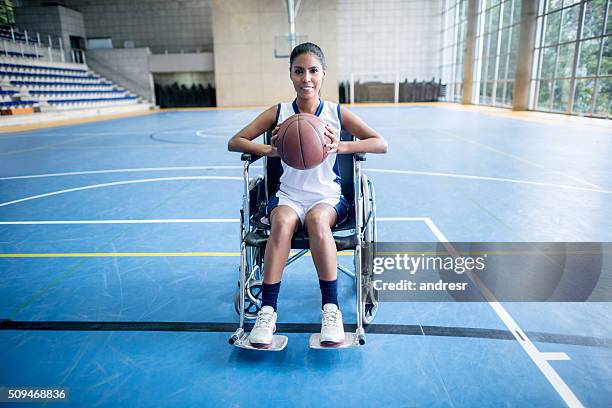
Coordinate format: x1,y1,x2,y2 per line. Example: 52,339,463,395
274,113,330,170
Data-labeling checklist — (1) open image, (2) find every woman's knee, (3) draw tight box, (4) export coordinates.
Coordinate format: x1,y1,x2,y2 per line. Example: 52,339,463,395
305,208,334,238
270,208,300,239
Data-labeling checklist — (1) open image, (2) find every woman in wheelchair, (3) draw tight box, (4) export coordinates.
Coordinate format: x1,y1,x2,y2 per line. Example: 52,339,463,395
228,42,387,347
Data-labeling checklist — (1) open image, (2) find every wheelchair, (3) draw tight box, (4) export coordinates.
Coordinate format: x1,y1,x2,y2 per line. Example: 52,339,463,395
228,129,378,349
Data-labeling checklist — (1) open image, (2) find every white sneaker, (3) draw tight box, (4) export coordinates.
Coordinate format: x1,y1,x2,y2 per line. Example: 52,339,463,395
249,306,276,346
320,303,345,344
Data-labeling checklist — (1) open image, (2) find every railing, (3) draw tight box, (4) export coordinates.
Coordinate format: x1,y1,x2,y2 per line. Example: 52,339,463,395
0,25,82,64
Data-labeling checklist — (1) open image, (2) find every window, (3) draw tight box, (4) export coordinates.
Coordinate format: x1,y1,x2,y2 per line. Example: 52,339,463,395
0,0,15,25
440,0,469,102
532,0,611,118
473,0,521,107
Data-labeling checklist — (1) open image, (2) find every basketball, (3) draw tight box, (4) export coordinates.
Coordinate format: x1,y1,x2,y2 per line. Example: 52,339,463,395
274,113,330,170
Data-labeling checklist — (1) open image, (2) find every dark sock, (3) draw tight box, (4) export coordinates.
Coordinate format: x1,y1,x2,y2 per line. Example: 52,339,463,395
261,281,281,311
319,278,338,308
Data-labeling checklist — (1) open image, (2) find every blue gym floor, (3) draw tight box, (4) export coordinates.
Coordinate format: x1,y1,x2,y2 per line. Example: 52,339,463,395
0,105,611,407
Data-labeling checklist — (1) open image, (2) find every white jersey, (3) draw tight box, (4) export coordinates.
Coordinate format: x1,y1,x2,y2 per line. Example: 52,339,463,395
275,99,342,201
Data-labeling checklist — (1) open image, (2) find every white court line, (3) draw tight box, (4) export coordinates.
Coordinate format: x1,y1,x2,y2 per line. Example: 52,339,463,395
377,217,430,221
0,219,240,225
0,131,151,140
0,166,254,181
1,167,610,195
541,352,571,361
434,128,603,190
368,168,612,195
423,217,583,408
195,128,235,139
0,176,241,208
0,217,422,225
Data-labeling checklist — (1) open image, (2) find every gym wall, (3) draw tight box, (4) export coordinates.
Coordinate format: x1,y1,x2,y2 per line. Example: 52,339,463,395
337,0,442,82
43,0,214,53
211,0,339,107
14,4,86,52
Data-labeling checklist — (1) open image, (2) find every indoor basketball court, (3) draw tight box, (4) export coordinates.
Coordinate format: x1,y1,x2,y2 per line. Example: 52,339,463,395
0,0,611,407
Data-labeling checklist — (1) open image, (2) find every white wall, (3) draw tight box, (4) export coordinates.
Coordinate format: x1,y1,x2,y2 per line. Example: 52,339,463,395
212,0,338,107
86,48,155,103
149,52,214,73
337,0,443,81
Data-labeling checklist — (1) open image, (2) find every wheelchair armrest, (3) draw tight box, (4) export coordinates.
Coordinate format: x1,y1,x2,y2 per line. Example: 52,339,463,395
244,152,363,162
241,153,262,164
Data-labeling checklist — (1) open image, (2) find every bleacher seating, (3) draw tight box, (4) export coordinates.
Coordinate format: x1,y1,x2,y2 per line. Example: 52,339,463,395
0,24,145,116
0,57,140,115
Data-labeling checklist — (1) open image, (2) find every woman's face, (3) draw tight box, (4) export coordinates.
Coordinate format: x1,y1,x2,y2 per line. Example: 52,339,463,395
290,52,325,100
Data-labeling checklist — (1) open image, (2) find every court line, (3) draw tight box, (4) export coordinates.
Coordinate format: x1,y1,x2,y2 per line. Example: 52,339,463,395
367,169,612,194
2,166,610,195
0,251,354,258
36,145,214,150
195,128,235,139
0,108,156,134
0,176,242,208
0,131,152,140
0,219,240,225
434,128,603,190
0,166,252,181
540,352,571,361
423,217,584,408
1,320,610,349
0,133,105,156
165,104,612,132
0,216,419,256
0,252,240,258
426,102,612,131
0,217,416,258
0,217,422,225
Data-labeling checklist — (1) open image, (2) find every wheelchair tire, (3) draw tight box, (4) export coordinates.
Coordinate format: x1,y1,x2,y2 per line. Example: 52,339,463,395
234,279,263,320
361,174,378,325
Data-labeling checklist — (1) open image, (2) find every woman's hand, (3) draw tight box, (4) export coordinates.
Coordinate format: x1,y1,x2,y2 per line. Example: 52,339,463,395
268,125,280,157
324,124,340,154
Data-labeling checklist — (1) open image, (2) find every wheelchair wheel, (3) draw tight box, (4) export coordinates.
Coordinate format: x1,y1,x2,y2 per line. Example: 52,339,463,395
234,279,263,319
250,246,265,281
361,173,378,325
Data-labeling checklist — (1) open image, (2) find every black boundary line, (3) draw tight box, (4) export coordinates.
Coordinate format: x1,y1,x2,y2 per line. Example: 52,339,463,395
1,320,610,349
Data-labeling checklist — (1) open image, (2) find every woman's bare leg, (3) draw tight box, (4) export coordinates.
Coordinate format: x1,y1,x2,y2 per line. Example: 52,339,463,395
263,206,301,283
304,204,337,281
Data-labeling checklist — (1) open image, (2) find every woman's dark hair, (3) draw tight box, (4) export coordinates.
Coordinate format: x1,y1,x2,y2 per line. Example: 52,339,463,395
289,42,326,70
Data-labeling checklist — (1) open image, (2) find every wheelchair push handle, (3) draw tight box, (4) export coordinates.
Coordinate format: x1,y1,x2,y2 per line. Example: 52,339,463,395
241,153,262,164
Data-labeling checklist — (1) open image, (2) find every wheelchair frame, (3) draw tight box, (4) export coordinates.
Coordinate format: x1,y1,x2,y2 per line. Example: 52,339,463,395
228,130,378,348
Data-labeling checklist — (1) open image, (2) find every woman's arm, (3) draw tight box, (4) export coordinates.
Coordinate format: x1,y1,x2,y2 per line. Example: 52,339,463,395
227,105,278,157
337,106,388,154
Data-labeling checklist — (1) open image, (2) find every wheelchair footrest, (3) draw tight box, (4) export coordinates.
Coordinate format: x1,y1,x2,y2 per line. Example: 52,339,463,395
308,332,360,349
234,334,288,351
